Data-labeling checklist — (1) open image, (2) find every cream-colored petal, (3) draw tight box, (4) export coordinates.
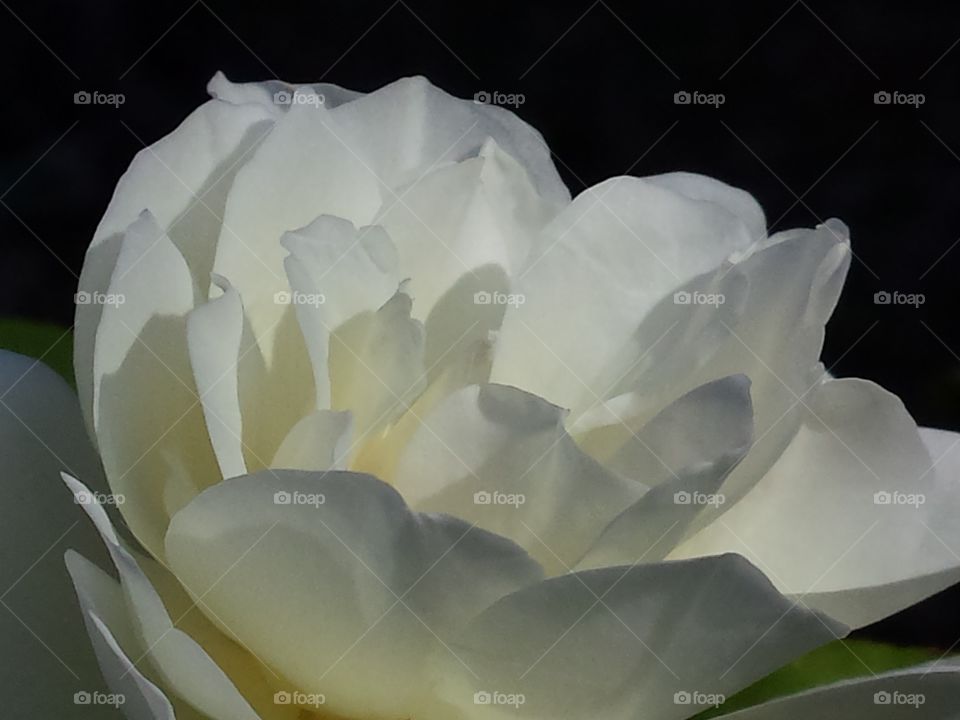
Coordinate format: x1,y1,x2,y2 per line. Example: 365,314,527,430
165,470,543,720
393,383,645,574
64,474,259,720
671,378,960,628
432,554,843,720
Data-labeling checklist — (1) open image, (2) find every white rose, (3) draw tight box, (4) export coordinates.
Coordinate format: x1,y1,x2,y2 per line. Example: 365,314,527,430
3,73,960,719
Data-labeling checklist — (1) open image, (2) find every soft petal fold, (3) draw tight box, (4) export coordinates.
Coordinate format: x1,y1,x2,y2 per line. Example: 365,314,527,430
490,175,757,413
64,474,259,720
93,212,220,558
393,383,646,574
671,378,960,628
432,554,843,720
164,469,544,720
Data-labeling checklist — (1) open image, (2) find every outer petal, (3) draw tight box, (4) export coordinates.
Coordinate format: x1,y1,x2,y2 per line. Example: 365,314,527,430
93,212,219,559
718,661,960,719
574,376,754,569
66,552,177,720
63,474,259,720
432,554,844,720
490,175,757,414
330,75,570,207
392,383,646,574
77,96,273,436
671,378,960,628
0,352,115,717
164,470,544,720
210,88,383,357
374,138,560,319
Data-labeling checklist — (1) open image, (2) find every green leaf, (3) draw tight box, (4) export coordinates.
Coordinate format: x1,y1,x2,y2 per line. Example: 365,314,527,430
699,639,941,718
0,317,74,387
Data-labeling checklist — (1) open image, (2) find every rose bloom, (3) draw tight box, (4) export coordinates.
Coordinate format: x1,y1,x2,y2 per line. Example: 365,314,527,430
3,74,960,720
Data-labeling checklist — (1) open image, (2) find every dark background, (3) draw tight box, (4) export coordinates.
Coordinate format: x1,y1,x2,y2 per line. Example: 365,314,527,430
1,0,958,650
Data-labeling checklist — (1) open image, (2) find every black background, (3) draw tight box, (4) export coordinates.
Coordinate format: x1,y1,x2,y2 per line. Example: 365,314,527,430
1,0,958,650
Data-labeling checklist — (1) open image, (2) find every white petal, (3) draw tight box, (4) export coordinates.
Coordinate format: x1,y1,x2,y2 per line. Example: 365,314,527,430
210,90,383,358
64,474,258,720
680,221,852,510
281,215,401,409
165,470,544,720
575,376,754,569
270,409,353,471
77,97,273,436
84,612,177,720
93,213,219,558
671,378,960,628
375,138,560,319
490,175,757,413
0,352,115,717
330,75,569,206
644,171,766,243
206,70,362,113
328,291,426,438
432,554,843,720
718,661,960,719
186,282,246,480
393,383,645,574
